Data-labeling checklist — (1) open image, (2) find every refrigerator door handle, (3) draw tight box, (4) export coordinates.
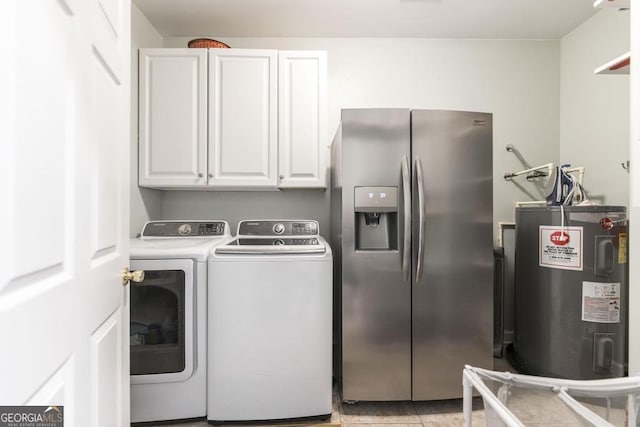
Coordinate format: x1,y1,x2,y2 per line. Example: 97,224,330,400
415,157,426,283
401,156,411,282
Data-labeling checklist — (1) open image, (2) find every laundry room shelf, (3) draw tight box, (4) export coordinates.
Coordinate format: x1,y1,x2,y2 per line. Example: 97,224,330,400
595,51,631,75
594,0,630,8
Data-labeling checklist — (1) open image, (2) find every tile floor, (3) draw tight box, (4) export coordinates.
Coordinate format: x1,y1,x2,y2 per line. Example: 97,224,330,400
334,396,486,427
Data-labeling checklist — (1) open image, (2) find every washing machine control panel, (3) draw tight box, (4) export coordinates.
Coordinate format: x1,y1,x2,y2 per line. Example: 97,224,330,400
142,221,227,237
238,220,319,237
236,237,320,246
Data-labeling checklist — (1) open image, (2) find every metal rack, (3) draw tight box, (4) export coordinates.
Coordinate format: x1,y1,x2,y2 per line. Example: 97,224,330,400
503,145,586,206
504,162,554,181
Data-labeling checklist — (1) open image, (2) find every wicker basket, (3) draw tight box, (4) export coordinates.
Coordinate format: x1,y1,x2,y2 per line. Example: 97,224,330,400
187,38,230,49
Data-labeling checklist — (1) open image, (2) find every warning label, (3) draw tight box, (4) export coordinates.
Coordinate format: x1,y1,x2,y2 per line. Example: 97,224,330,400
539,226,583,271
582,281,621,323
619,233,627,264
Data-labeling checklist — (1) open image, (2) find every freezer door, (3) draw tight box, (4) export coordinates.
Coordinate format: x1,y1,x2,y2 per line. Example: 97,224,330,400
340,109,412,401
411,110,494,400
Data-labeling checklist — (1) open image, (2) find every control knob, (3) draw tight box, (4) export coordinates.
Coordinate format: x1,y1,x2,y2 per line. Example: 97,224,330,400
273,223,285,235
178,224,192,236
274,239,285,246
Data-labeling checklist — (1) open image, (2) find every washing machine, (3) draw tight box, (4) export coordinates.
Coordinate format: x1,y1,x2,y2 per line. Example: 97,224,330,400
129,220,231,423
207,220,333,422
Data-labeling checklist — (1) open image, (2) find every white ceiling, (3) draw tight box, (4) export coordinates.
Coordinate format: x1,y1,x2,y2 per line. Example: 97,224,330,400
133,0,601,40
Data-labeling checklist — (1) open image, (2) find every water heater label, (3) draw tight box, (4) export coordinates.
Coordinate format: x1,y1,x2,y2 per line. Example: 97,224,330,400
618,233,627,264
582,281,620,323
539,226,583,271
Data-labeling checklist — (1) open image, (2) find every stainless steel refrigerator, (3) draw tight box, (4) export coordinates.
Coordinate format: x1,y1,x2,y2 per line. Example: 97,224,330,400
330,108,493,401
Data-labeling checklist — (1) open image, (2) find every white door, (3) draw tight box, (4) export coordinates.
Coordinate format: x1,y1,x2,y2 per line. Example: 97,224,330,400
208,49,278,188
139,49,208,188
0,0,131,425
278,51,328,189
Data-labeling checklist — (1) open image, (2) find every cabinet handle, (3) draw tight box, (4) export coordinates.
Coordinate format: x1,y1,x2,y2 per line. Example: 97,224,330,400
279,175,284,180
208,173,213,178
198,173,203,178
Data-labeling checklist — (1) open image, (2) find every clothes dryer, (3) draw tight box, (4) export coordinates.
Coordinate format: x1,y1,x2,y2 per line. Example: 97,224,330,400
207,220,332,422
129,220,231,423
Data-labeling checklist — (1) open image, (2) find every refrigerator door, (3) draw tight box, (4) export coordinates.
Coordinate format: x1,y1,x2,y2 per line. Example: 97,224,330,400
340,109,412,401
411,110,494,400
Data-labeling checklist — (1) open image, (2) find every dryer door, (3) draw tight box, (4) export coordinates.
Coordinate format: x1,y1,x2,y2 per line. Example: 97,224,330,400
130,258,195,384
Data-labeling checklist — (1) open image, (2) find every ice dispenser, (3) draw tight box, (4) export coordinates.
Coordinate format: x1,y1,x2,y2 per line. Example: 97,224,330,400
354,186,398,250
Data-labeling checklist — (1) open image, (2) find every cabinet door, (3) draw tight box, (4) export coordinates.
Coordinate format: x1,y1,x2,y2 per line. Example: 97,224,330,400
139,49,207,187
209,49,278,188
278,51,328,188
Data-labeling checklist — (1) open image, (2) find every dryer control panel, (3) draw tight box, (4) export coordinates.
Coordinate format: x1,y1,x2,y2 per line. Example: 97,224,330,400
238,220,319,237
141,221,227,237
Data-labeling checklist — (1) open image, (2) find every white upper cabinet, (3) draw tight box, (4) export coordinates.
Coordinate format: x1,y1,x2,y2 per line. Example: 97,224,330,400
278,51,328,188
138,48,327,190
139,49,207,187
209,49,278,188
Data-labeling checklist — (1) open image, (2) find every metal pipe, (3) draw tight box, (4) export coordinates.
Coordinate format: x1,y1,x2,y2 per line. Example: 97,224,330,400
504,163,554,181
564,166,585,185
505,144,532,169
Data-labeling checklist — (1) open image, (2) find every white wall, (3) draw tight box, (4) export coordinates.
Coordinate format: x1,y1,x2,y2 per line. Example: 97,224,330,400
130,4,164,236
560,8,630,206
629,4,640,375
162,37,562,238
560,9,634,372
